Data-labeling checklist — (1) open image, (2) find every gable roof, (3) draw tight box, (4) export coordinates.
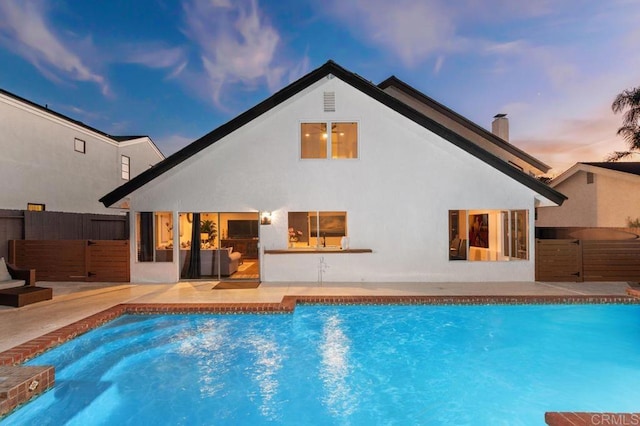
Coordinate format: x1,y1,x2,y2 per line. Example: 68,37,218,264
551,161,640,187
100,60,566,207
582,162,640,176
0,88,163,157
378,76,551,173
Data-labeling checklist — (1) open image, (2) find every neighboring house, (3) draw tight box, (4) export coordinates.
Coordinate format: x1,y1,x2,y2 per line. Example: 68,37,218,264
0,88,164,215
101,60,565,284
536,162,640,228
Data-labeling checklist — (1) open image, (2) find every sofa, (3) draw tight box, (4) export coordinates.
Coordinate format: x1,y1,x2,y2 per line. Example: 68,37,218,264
0,257,52,307
0,258,35,289
215,248,242,276
180,248,242,277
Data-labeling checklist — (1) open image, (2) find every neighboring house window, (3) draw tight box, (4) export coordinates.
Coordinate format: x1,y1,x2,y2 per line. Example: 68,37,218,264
586,172,594,184
136,212,173,262
27,203,45,211
300,122,358,159
121,155,130,181
74,138,86,153
288,211,347,248
449,209,528,261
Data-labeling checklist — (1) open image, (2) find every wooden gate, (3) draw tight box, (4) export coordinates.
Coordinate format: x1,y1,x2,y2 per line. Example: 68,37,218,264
536,239,640,282
535,239,582,282
8,240,130,282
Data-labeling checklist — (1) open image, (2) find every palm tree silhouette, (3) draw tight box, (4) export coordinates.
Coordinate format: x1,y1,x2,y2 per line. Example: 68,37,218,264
610,86,640,161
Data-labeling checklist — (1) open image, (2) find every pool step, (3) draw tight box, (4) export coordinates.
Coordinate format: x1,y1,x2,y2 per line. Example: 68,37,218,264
0,365,54,417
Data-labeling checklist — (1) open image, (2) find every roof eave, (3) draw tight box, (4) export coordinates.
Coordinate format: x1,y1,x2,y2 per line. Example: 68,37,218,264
100,60,566,208
378,76,551,174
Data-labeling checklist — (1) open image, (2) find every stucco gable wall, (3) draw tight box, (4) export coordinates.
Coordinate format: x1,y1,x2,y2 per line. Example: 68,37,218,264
130,77,541,282
119,138,164,179
536,171,597,227
596,172,640,227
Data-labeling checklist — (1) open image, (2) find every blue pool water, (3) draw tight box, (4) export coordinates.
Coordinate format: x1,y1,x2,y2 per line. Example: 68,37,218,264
2,304,640,425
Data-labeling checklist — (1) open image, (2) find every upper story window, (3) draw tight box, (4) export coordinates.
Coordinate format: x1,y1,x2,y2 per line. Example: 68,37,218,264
121,155,130,180
301,122,358,159
586,172,594,184
74,138,86,153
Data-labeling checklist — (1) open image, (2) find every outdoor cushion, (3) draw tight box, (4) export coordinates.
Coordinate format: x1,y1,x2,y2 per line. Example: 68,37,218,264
0,257,11,282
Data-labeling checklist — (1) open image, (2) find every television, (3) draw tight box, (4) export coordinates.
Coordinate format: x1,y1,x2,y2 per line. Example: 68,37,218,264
227,220,259,239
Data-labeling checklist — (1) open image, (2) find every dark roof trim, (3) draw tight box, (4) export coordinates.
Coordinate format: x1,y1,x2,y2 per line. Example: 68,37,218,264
100,60,566,207
378,76,551,173
111,135,148,142
582,162,640,176
0,88,156,150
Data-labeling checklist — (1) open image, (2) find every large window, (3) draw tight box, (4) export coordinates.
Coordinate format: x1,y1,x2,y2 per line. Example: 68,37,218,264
288,211,347,248
449,210,528,261
136,212,173,262
301,122,357,159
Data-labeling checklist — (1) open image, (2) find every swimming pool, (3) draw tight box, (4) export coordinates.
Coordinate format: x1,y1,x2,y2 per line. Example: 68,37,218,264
2,304,640,425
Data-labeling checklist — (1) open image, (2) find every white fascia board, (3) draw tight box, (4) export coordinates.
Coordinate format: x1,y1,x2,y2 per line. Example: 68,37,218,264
118,136,165,160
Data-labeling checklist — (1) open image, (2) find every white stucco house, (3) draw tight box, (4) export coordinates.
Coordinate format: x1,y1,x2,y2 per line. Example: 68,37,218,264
0,88,164,215
536,162,640,228
100,61,565,284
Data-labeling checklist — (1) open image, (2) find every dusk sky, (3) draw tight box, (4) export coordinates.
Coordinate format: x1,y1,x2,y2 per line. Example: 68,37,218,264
1,0,639,175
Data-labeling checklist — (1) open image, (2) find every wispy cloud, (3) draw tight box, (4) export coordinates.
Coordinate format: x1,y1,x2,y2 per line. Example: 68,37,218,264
514,108,630,175
123,43,185,68
120,43,188,79
482,39,577,88
322,0,463,68
181,0,306,107
0,0,109,96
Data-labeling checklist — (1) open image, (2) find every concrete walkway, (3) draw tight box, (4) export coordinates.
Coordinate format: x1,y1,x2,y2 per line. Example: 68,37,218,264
0,280,632,353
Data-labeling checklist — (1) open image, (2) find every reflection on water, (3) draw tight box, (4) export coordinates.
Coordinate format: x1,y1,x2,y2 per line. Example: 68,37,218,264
319,314,356,416
174,320,284,421
247,329,283,420
175,320,235,398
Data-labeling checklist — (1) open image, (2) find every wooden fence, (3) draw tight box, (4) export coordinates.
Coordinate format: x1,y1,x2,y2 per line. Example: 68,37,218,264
536,239,640,282
0,210,128,260
8,240,130,282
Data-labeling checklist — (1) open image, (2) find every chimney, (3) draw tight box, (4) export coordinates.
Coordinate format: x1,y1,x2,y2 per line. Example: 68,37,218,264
492,113,509,141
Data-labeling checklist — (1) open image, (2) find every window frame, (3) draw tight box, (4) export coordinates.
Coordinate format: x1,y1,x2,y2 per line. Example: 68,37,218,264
74,138,86,153
299,121,359,160
136,211,173,263
449,209,529,262
121,155,131,181
288,211,348,249
27,203,45,212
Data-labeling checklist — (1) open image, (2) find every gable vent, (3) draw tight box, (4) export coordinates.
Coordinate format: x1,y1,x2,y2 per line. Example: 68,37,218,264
324,91,335,112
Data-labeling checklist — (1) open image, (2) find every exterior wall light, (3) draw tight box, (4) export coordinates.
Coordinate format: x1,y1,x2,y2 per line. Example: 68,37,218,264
260,211,272,225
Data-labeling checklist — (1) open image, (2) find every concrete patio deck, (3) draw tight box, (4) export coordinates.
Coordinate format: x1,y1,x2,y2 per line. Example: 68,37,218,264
0,280,633,354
